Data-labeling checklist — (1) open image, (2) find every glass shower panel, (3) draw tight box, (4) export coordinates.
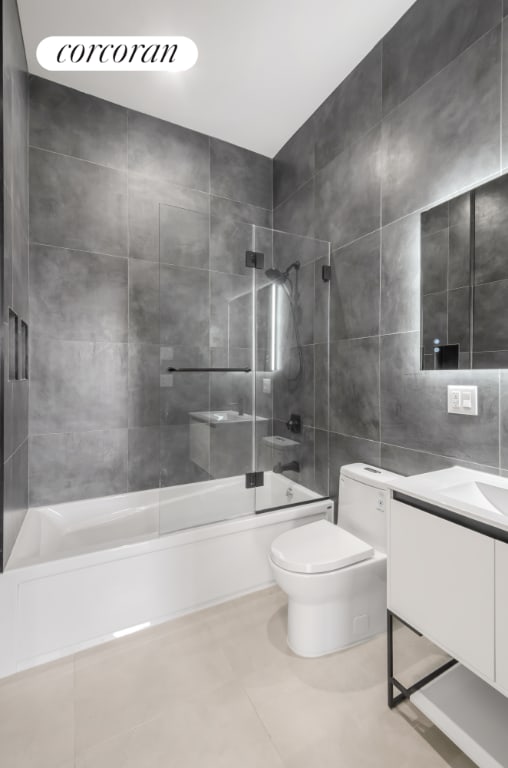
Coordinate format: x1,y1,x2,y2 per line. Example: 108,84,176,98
254,226,331,513
158,204,256,534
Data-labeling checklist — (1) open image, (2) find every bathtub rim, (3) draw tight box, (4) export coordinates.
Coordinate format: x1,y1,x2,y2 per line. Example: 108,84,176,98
5,497,333,576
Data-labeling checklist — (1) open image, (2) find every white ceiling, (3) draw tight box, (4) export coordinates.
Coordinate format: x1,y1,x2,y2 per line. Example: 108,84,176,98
18,0,414,157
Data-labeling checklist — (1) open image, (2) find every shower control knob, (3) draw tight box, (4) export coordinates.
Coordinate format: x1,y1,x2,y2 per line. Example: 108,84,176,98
286,414,302,434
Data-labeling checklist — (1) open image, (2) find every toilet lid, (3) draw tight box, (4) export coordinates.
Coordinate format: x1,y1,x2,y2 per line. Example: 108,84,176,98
270,520,374,574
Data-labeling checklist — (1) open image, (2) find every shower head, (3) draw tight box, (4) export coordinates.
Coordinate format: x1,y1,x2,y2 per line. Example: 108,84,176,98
264,261,300,284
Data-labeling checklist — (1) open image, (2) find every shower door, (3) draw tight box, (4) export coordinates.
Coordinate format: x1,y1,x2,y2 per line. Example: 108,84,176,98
158,203,257,532
253,226,331,513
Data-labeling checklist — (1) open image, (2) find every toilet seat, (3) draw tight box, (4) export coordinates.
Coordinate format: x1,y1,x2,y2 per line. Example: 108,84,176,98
270,519,374,575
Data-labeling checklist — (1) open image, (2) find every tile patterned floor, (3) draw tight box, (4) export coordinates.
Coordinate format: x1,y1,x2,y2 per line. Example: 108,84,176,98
0,587,475,767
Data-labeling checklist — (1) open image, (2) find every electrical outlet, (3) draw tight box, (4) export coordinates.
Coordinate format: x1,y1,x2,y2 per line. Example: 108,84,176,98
447,385,478,416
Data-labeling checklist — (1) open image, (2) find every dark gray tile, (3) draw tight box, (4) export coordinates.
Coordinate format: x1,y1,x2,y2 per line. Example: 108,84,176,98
331,231,380,341
210,196,272,228
11,201,29,320
29,429,128,505
273,178,314,238
160,265,210,347
161,347,210,425
3,439,28,567
210,138,272,209
129,259,160,344
380,331,500,466
474,351,508,368
382,26,501,225
315,43,382,171
315,125,381,249
382,0,501,114
273,229,329,269
271,421,315,491
504,23,508,164
501,371,508,468
329,433,381,498
128,427,160,491
160,424,211,486
30,76,128,169
210,272,251,349
314,429,330,497
209,347,253,415
474,280,508,352
449,194,472,289
448,287,471,353
475,174,508,284
128,172,209,262
315,343,329,431
294,262,315,346
274,345,314,427
30,335,128,434
380,443,498,477
504,0,508,17
421,202,449,238
159,204,209,269
128,109,209,190
329,337,380,440
210,216,253,275
209,419,266,479
10,379,29,458
381,214,420,335
30,147,128,256
30,244,128,342
421,292,448,354
128,343,160,427
421,229,448,295
274,117,315,208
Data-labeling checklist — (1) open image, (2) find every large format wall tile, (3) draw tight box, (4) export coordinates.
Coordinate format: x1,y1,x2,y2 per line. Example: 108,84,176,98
160,347,210,425
128,427,160,491
159,205,209,270
160,265,210,347
30,76,128,168
273,118,315,209
210,139,272,209
30,148,128,256
382,26,501,225
210,217,254,276
160,425,210,486
29,430,128,505
128,172,209,262
380,443,498,477
329,433,380,497
128,110,210,191
129,260,160,344
128,343,160,427
273,178,314,238
3,440,28,564
315,125,381,249
314,43,382,171
329,337,380,440
380,214,420,335
380,332,500,466
210,196,272,228
30,244,128,342
30,336,128,435
382,0,501,114
330,231,380,341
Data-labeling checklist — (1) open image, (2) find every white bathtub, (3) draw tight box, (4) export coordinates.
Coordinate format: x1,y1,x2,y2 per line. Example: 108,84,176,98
0,473,332,678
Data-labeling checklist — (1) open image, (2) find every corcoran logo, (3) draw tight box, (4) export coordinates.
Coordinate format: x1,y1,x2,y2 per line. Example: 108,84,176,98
36,36,198,71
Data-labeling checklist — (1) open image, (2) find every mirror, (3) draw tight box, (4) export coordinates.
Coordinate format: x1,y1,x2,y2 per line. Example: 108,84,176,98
421,173,508,370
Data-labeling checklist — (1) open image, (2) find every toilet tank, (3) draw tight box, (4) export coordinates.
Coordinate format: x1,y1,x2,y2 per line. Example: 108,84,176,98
338,464,401,553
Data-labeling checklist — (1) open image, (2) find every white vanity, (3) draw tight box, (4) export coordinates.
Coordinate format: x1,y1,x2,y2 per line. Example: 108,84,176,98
387,467,508,768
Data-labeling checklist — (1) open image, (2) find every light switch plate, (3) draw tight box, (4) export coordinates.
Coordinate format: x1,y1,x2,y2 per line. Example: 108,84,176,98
447,385,478,416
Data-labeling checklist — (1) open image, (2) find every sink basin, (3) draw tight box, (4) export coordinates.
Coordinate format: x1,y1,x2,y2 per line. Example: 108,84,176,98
440,481,508,517
189,410,267,425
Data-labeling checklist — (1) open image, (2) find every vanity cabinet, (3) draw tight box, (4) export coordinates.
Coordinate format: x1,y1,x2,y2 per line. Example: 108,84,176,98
388,499,495,681
495,541,508,695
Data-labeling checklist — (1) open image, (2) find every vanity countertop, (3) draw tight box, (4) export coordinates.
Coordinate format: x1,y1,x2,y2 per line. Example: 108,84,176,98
387,466,508,535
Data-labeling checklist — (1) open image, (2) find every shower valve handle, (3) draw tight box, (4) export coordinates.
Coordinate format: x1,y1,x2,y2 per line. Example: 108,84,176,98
286,414,301,434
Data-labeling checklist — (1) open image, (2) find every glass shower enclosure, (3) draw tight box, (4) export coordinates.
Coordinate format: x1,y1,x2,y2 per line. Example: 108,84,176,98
158,209,331,532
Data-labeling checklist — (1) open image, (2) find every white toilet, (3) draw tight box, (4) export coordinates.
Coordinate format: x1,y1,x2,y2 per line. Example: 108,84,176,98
270,463,401,657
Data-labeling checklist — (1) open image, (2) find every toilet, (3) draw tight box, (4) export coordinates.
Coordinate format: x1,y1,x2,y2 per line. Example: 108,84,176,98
270,463,401,657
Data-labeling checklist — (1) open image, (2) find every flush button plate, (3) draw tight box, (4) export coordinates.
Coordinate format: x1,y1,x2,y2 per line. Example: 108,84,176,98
447,385,478,416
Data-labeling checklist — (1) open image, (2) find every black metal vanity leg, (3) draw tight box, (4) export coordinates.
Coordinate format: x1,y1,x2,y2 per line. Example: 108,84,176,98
387,610,396,709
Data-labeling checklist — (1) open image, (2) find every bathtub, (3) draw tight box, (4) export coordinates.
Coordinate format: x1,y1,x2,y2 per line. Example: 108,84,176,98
0,472,332,678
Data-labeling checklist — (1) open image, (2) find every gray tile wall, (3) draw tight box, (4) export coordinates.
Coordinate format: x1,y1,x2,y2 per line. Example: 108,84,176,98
273,0,508,486
29,76,273,505
2,0,29,567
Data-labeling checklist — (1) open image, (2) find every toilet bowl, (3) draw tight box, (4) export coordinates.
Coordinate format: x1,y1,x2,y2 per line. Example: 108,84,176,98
269,463,401,658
